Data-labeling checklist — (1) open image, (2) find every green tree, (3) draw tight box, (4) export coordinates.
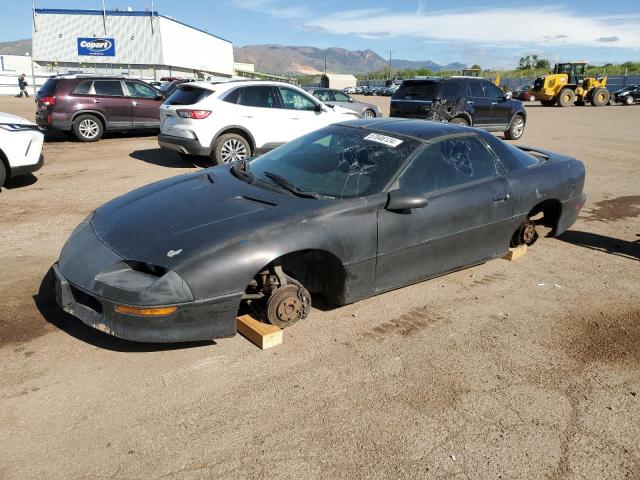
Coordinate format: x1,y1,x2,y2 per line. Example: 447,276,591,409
470,64,481,70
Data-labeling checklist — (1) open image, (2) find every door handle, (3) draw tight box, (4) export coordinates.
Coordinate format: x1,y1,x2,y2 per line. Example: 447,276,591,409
491,102,498,105
93,99,101,103
467,101,474,105
493,193,511,202
132,101,139,106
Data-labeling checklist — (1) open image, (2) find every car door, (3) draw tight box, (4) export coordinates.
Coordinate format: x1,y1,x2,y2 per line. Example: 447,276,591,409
375,135,514,292
124,80,162,128
466,80,491,125
483,81,511,126
275,86,327,140
91,80,131,129
233,85,291,148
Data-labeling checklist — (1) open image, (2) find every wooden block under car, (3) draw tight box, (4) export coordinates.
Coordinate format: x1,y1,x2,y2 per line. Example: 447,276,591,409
236,314,283,349
502,244,527,261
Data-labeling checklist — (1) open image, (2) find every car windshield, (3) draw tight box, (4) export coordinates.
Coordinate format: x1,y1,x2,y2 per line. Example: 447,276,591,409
246,125,420,199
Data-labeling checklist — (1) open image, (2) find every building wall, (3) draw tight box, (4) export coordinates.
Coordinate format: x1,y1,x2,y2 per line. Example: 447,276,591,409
158,17,233,76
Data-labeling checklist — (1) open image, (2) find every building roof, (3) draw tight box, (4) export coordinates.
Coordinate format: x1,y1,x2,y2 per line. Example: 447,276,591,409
33,8,231,44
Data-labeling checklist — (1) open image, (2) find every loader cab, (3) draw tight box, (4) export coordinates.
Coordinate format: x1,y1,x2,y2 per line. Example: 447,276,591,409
553,63,586,86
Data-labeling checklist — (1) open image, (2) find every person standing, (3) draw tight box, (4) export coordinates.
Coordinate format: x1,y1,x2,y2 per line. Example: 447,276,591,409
16,74,29,98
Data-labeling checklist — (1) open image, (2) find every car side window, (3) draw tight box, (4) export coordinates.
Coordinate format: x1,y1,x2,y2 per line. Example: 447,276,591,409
467,81,485,98
484,82,505,100
73,80,93,95
439,80,463,99
314,90,334,102
93,80,124,97
223,88,241,104
125,81,158,99
333,91,351,102
278,87,317,111
238,86,279,108
398,136,497,195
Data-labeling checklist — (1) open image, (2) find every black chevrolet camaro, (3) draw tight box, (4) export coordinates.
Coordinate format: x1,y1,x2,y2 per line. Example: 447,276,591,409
53,119,586,342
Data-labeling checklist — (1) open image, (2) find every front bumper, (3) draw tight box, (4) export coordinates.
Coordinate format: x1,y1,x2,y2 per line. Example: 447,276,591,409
158,133,211,157
53,263,241,343
11,153,44,177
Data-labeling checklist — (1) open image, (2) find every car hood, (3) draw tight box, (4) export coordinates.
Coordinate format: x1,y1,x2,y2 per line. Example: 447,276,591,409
328,104,361,117
0,111,35,125
90,167,323,269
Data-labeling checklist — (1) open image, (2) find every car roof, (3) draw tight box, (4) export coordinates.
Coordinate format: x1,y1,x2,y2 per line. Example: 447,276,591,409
337,118,473,142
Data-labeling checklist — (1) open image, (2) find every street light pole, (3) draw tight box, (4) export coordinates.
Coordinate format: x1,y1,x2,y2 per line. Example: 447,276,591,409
386,50,394,81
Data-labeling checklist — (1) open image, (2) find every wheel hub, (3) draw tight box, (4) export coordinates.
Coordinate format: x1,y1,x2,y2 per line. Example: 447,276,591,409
265,284,311,328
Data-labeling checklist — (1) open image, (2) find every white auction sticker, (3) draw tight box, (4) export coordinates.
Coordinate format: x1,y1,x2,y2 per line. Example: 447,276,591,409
363,133,403,147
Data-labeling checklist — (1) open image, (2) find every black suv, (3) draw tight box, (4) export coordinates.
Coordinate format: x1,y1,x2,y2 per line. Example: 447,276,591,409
390,78,527,140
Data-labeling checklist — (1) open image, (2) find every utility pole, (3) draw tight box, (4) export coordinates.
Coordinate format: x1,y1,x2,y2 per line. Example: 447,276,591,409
386,50,394,81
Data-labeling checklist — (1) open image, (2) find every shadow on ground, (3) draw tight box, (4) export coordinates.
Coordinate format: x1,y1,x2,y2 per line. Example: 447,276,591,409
34,269,215,352
2,174,38,189
130,148,210,169
557,230,640,261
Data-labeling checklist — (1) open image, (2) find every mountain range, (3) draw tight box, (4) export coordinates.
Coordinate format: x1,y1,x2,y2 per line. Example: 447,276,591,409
0,39,466,75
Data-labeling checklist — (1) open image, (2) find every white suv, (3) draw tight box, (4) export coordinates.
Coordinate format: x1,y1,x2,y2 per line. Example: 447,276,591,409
0,112,44,188
158,80,359,164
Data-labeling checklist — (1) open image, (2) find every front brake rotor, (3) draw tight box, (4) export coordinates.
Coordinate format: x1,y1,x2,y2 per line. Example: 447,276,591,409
265,284,311,328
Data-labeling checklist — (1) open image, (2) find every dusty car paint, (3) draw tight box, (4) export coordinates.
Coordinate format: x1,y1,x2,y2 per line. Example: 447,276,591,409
53,119,586,342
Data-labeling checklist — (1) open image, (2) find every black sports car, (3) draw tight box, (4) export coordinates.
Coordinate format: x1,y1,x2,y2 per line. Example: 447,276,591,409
53,119,586,343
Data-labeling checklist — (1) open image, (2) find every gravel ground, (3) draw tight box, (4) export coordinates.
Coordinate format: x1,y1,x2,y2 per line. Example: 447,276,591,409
0,95,638,479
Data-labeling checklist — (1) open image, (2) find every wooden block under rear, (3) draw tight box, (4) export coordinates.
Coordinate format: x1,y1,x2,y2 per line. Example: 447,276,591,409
502,244,527,261
236,314,283,349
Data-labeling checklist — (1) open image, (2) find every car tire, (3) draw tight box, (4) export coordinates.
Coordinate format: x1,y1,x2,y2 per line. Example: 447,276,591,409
624,95,634,105
212,133,251,166
529,95,536,102
557,88,575,107
541,100,556,107
504,114,525,140
363,109,376,118
72,114,104,142
0,159,6,188
590,87,609,107
449,117,469,126
511,220,538,247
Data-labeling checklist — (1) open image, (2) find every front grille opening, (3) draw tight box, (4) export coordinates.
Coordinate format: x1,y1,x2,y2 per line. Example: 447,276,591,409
70,286,103,314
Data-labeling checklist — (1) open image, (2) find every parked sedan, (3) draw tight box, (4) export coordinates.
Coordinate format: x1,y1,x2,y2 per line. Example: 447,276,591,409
513,84,536,101
53,119,585,343
612,85,640,105
0,112,44,187
305,87,380,118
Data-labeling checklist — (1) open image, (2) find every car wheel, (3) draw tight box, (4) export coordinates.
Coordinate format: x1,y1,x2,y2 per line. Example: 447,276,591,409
363,109,376,118
557,88,575,107
72,114,104,142
529,95,536,102
0,160,6,188
624,95,634,105
590,87,609,107
212,133,251,166
449,117,469,126
504,114,525,140
265,283,311,328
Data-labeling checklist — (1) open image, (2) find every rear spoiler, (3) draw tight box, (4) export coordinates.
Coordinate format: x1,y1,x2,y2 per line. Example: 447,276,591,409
516,146,550,161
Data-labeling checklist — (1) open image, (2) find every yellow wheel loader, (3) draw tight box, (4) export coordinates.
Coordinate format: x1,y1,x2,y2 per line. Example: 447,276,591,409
531,62,609,107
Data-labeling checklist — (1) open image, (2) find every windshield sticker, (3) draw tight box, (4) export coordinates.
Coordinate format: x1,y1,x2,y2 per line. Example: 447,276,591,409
364,133,403,148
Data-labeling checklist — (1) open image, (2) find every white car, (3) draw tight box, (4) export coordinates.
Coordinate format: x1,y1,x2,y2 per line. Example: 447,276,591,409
0,112,44,188
158,80,359,164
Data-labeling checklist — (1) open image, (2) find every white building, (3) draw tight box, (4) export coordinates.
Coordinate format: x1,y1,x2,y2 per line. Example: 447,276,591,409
31,8,234,80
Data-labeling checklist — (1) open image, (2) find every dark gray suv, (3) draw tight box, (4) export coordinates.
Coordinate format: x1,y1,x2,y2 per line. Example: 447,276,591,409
36,75,165,141
391,78,527,140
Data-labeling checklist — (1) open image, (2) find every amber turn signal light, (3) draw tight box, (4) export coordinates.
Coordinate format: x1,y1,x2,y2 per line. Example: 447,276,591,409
114,305,177,317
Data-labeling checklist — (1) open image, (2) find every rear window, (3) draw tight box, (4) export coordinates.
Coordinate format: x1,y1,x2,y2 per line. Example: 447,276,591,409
393,81,439,100
505,144,546,168
39,78,59,95
165,86,213,106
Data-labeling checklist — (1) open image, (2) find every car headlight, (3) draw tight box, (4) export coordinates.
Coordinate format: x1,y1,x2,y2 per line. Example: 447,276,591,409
0,123,40,131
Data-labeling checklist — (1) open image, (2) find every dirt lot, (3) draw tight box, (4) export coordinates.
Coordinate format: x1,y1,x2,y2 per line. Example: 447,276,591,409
1,95,638,479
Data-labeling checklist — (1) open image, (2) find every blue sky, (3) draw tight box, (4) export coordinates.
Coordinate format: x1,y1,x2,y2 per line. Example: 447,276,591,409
1,0,639,68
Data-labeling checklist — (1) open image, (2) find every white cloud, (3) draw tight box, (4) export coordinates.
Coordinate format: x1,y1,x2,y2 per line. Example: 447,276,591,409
231,0,309,19
303,6,640,49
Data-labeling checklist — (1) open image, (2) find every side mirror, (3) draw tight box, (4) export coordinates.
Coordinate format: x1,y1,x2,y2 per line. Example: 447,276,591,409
348,97,354,103
155,94,164,100
314,103,323,113
504,92,512,100
386,190,428,212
